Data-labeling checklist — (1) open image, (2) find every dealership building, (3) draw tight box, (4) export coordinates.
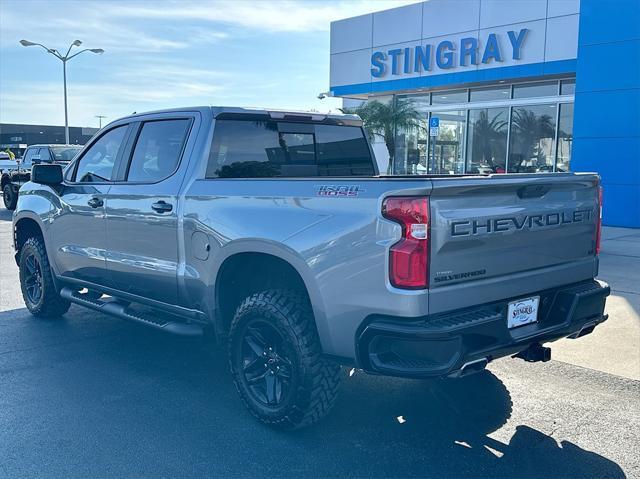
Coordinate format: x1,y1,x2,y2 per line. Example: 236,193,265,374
0,123,98,157
329,0,639,227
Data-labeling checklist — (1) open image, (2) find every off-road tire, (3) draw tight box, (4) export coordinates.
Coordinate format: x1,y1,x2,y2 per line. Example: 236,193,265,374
3,184,17,210
229,289,341,429
19,236,71,317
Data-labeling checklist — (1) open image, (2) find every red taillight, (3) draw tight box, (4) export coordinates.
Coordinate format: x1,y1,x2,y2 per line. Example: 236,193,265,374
382,197,429,289
596,185,603,255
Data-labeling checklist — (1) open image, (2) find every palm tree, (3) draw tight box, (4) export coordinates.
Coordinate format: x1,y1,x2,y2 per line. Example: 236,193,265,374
510,108,555,172
470,110,507,172
341,99,421,174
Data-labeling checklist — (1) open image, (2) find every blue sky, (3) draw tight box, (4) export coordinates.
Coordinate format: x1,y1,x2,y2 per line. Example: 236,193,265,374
0,0,412,128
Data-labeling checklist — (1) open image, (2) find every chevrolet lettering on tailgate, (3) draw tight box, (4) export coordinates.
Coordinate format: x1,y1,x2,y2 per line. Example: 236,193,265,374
451,209,593,237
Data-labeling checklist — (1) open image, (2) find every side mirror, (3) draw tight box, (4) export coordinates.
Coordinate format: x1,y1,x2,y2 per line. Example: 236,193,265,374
31,163,63,186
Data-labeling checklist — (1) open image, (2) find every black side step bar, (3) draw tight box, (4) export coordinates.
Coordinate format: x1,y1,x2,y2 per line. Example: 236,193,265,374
60,287,204,336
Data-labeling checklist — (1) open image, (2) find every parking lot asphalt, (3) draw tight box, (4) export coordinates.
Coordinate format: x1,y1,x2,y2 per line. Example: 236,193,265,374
0,208,638,478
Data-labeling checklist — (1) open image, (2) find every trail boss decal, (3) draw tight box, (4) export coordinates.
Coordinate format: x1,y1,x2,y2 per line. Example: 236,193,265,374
316,185,364,197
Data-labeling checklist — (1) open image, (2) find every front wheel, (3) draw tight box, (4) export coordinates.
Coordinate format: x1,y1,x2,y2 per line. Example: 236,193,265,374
19,236,70,317
229,290,341,429
3,184,17,210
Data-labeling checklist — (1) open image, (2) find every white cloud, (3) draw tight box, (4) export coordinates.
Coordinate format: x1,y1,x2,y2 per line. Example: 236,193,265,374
0,0,393,125
104,0,418,33
1,0,417,53
0,53,342,126
0,60,232,126
0,3,189,53
0,77,343,127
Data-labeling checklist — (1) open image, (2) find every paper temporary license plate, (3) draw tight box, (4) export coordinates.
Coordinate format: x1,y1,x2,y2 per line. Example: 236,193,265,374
507,296,540,329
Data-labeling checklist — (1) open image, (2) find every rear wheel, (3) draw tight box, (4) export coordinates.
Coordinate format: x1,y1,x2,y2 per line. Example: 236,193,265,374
19,236,70,317
3,184,17,210
229,290,341,429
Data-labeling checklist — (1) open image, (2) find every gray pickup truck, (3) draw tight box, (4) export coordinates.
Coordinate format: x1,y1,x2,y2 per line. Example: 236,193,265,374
13,106,609,429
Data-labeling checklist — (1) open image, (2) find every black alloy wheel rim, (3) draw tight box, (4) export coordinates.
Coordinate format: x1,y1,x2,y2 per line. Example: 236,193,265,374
239,320,294,407
24,253,43,304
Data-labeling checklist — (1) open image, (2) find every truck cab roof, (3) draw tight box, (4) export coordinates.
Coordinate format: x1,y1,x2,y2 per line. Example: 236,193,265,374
112,106,363,127
26,144,83,149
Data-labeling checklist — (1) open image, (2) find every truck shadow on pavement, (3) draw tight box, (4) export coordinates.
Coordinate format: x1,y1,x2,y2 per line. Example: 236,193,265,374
310,369,626,478
0,306,626,478
0,208,12,222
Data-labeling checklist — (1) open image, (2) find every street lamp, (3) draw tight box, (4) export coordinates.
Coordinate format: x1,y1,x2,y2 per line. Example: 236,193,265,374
20,39,104,144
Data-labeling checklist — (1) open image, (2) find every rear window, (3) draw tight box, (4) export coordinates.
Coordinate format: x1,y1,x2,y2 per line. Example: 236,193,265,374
206,119,375,178
50,146,82,162
126,119,191,183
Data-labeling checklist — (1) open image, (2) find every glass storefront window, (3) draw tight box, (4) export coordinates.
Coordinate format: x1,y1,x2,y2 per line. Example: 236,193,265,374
466,108,509,174
561,79,576,95
398,94,430,110
395,123,428,174
556,103,574,172
513,81,559,99
389,79,574,175
470,86,511,102
395,95,430,174
508,104,557,173
429,110,466,174
431,90,468,104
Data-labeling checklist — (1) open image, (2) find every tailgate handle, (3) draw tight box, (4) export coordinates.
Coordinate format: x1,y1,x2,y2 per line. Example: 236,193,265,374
517,184,551,199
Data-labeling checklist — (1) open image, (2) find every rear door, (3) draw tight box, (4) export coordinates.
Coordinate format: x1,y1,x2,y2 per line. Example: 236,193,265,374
427,174,600,310
104,113,197,304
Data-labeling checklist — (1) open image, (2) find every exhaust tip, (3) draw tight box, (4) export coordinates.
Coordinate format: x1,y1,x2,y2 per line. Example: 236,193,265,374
569,322,597,339
450,357,488,378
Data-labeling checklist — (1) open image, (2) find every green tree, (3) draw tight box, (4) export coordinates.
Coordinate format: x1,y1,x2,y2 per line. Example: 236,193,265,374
470,109,507,172
510,108,555,172
341,99,421,174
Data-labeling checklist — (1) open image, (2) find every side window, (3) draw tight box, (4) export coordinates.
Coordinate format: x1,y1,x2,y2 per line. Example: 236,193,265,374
206,120,281,178
206,120,375,178
315,125,376,176
39,148,52,162
126,119,191,182
22,148,38,167
74,125,127,182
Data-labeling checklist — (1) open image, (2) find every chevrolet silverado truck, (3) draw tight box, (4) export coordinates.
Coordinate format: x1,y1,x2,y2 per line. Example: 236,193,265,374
2,144,82,210
12,106,609,429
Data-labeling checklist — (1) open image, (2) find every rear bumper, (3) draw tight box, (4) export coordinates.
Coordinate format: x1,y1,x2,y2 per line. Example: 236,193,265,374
356,279,610,378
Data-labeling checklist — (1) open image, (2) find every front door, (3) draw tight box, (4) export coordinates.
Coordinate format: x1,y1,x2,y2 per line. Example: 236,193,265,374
104,116,195,304
50,124,130,285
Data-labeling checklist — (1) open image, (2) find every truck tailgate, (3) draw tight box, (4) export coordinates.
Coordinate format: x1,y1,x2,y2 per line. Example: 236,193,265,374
428,173,600,310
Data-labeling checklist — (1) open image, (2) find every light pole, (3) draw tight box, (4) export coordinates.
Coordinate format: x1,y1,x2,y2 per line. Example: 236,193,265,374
95,115,107,129
20,39,104,144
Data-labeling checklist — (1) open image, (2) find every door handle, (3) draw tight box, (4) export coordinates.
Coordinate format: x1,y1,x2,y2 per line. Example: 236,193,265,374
151,201,173,213
87,197,103,208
